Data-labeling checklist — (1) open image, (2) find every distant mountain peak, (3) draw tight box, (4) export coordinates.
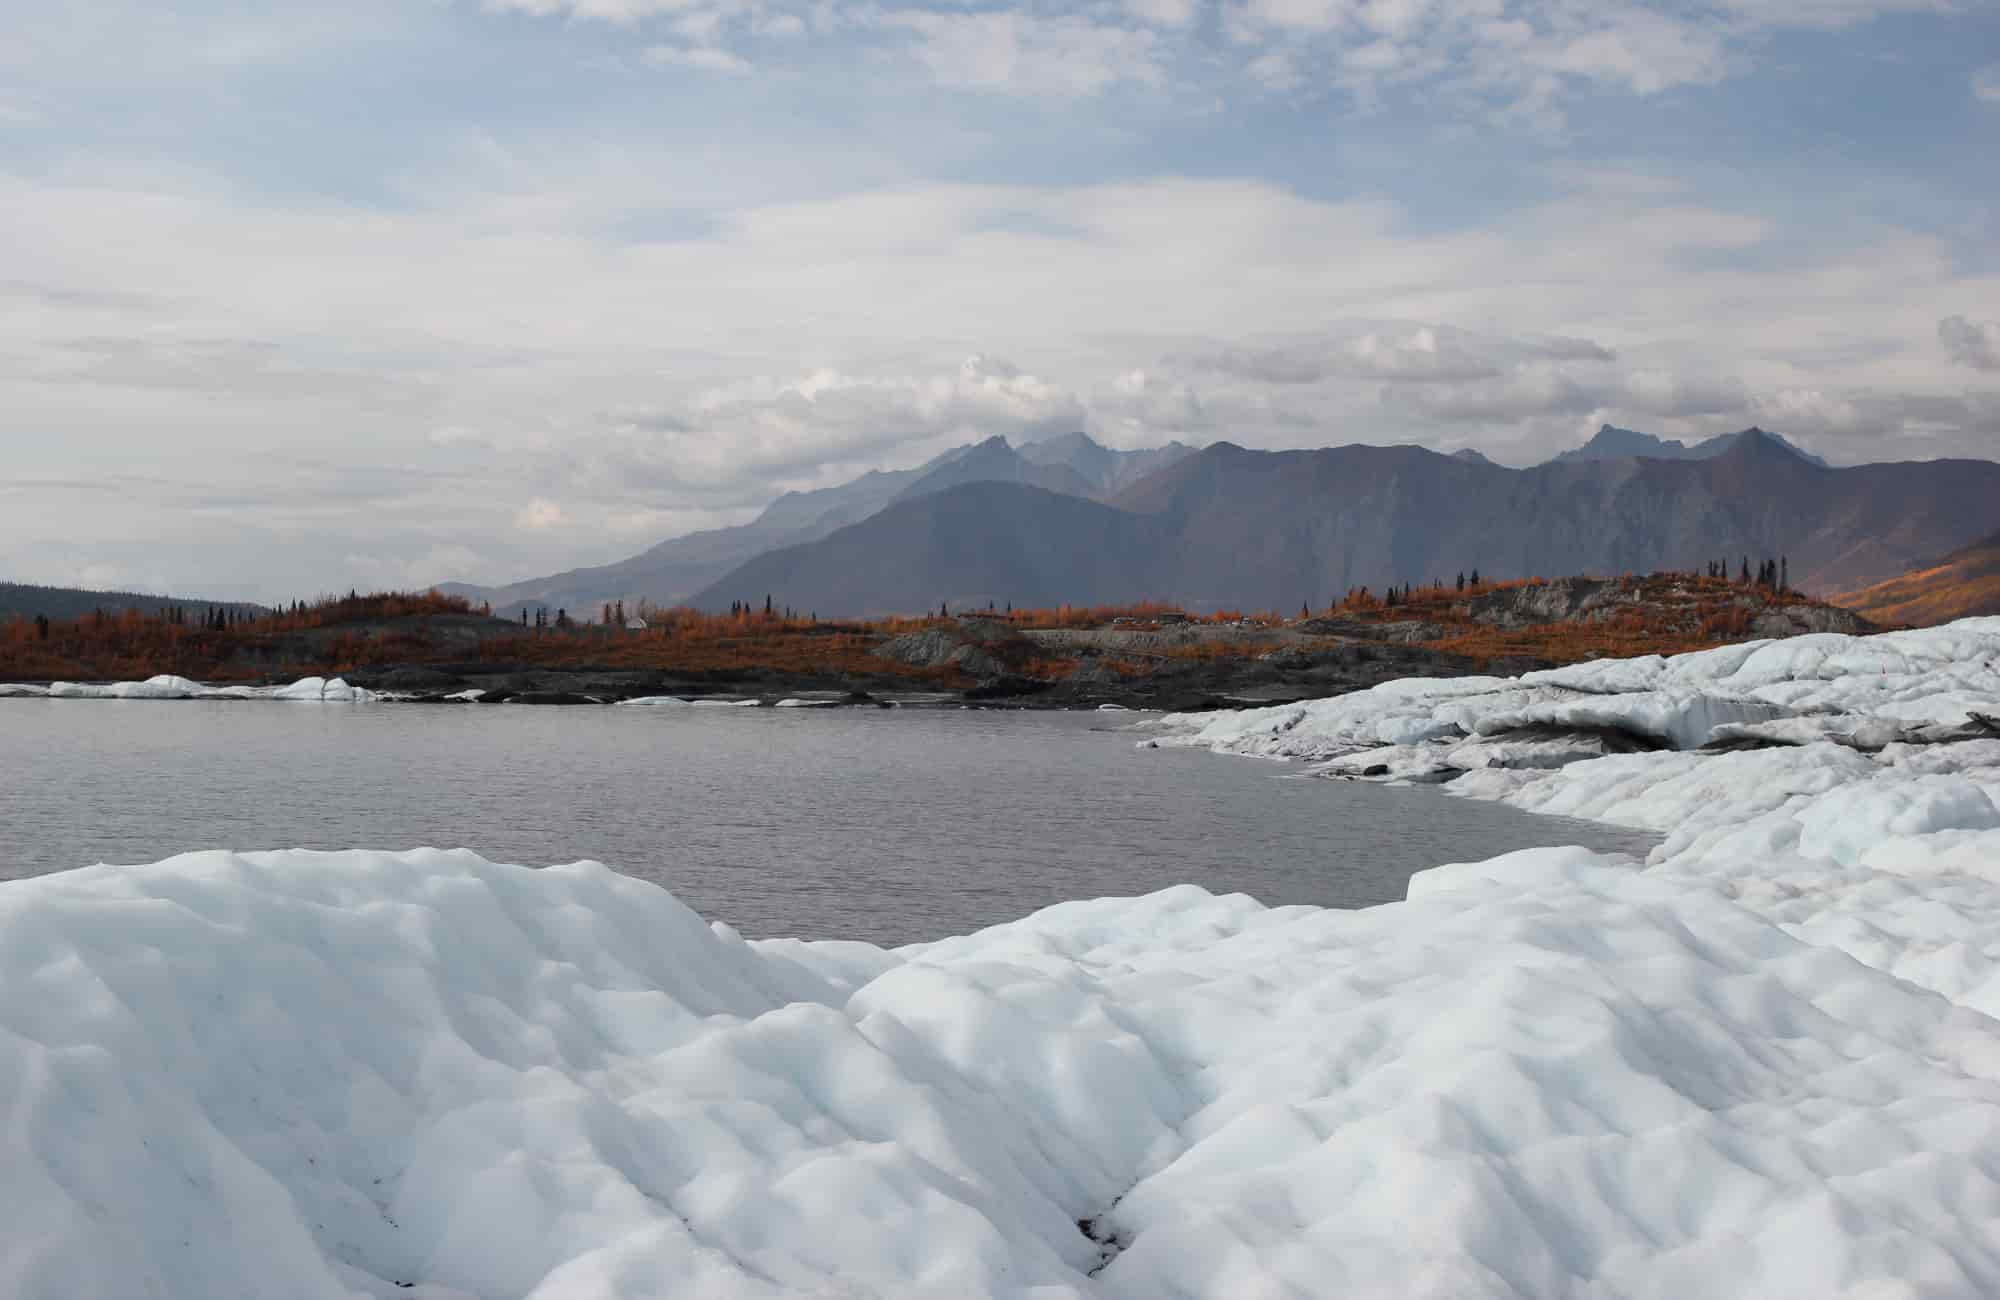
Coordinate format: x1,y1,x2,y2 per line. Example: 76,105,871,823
1016,431,1201,495
1021,430,1103,454
1550,424,1827,469
1713,426,1829,468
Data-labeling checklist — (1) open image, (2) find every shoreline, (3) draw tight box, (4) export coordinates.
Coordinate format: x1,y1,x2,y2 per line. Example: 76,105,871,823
0,639,1538,713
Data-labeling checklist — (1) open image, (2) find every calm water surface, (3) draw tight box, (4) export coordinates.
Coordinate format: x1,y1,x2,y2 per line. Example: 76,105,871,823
0,702,1658,944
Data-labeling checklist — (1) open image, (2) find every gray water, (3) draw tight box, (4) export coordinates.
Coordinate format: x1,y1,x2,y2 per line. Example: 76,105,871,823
0,702,1659,945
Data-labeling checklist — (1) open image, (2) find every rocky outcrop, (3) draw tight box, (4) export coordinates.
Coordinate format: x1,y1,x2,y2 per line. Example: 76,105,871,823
1460,576,1873,637
874,629,963,668
872,624,1021,680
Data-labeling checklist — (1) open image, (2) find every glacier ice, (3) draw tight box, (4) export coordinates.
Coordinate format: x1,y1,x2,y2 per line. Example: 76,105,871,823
4,618,2000,1297
269,676,379,703
1152,618,2000,886
3,674,377,702
10,840,2000,1298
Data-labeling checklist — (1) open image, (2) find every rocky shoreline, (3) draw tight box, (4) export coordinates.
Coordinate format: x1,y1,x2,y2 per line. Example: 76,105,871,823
7,576,1877,712
326,636,1547,712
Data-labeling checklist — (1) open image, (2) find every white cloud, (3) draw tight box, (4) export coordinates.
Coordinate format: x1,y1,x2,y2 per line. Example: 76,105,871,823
460,0,1969,121
427,424,490,449
1241,0,1351,34
881,11,1165,97
753,11,806,37
643,43,753,73
585,353,1091,499
4,164,1995,597
514,498,565,530
1535,13,1730,95
1123,0,1199,28
1192,324,1614,384
484,0,705,22
1357,0,1429,39
1246,50,1302,88
78,563,148,592
1941,315,2000,371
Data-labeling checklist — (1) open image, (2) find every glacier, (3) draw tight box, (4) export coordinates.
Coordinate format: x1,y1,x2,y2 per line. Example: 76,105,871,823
1,674,378,702
3,619,2000,1297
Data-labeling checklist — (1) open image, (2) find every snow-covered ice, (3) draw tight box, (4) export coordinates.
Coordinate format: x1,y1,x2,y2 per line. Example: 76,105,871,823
11,841,2000,1299
270,676,379,703
2,674,377,702
49,673,210,699
6,619,2000,1297
1147,619,2000,891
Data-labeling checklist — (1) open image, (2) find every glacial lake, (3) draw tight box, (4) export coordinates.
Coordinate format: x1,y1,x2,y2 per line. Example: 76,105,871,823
0,702,1660,945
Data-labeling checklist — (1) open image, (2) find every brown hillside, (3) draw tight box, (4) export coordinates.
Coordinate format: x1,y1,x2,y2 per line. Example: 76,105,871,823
1831,532,2000,627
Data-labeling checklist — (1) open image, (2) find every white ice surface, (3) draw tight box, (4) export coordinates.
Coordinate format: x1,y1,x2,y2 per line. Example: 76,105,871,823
7,675,377,702
7,619,2000,1298
12,842,2000,1298
270,676,379,703
1153,620,2000,885
1151,619,2000,762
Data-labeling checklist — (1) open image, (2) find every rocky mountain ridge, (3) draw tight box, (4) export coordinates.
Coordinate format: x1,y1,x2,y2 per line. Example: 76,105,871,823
691,432,2000,617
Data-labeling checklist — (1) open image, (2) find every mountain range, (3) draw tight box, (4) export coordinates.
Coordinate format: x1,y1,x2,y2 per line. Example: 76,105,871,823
1553,424,1831,468
0,582,264,624
441,433,1196,620
689,432,2000,616
446,426,2000,621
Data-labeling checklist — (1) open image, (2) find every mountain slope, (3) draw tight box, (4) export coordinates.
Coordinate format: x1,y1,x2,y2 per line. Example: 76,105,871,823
0,582,263,623
444,436,1196,620
693,431,2000,616
1550,424,1829,468
1016,432,1199,494
888,436,1097,505
690,482,1170,616
1830,531,2000,626
1116,431,1997,600
440,444,980,618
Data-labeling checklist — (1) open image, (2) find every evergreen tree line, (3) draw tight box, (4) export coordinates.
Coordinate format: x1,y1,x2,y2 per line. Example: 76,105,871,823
1704,555,1790,592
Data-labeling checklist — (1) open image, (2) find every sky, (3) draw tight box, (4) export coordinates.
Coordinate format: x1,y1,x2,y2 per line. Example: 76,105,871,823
2,0,1996,601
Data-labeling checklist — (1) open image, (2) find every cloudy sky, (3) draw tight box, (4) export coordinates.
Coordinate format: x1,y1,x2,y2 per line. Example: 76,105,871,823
3,0,1997,601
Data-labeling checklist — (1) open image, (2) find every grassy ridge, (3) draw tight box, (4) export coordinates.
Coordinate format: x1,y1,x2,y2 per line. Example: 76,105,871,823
0,575,1860,684
1831,533,2000,627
